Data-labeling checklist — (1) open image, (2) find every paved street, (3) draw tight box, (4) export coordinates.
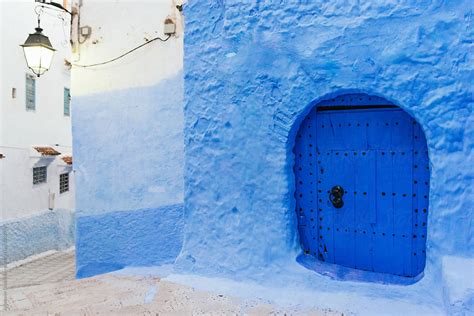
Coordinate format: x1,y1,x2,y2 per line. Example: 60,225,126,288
0,250,343,315
0,249,76,312
1,250,75,290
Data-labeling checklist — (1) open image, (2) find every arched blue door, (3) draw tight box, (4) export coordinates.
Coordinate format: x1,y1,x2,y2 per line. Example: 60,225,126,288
294,93,429,277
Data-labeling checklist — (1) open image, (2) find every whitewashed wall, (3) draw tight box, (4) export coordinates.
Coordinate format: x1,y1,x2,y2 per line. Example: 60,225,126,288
1,147,74,220
72,0,183,96
0,0,75,262
1,0,72,148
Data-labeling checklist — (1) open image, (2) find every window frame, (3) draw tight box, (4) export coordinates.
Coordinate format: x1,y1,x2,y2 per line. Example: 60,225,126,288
64,87,71,116
33,166,47,185
25,74,36,111
59,172,69,194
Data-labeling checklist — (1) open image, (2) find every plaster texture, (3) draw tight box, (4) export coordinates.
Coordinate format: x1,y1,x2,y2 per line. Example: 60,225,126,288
76,204,184,278
71,3,185,278
178,1,473,314
0,209,74,264
441,256,474,315
73,73,185,277
70,0,473,313
73,74,184,217
71,0,183,97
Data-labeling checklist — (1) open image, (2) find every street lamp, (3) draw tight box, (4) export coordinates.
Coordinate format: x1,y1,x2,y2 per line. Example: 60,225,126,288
20,24,55,77
21,1,72,77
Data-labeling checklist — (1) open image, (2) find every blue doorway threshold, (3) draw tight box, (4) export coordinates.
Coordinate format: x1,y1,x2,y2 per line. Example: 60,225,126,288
296,253,423,285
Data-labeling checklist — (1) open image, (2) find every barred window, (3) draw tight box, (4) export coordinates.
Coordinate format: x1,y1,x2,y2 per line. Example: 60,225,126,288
60,173,69,193
26,74,36,111
33,166,47,185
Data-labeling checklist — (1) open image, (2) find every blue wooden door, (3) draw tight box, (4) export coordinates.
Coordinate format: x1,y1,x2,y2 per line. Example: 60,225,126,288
295,94,429,277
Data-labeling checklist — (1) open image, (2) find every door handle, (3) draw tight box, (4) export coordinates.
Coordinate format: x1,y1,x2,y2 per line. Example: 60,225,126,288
329,185,344,208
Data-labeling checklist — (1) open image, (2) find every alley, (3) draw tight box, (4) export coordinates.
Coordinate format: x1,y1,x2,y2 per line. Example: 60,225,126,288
1,250,342,315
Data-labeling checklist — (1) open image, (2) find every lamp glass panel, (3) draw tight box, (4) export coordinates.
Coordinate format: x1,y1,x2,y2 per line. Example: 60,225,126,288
23,46,55,75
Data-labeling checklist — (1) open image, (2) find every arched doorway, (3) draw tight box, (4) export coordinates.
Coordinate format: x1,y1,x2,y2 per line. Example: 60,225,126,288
294,93,429,278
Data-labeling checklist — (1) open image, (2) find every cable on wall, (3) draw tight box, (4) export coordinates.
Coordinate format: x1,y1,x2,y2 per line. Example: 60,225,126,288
72,35,171,68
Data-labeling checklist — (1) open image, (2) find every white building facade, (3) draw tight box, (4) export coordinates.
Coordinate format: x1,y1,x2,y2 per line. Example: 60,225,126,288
0,0,75,264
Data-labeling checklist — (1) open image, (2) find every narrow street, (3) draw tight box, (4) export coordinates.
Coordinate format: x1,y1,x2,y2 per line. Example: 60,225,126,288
0,250,342,315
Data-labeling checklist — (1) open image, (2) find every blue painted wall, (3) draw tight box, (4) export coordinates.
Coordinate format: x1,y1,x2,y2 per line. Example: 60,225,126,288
76,204,183,278
71,1,472,313
73,73,185,277
178,1,473,313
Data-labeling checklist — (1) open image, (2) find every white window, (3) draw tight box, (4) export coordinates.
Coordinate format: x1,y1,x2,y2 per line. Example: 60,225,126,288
59,173,69,193
33,166,47,184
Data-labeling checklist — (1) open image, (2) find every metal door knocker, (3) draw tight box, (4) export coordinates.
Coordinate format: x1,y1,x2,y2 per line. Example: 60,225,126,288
330,185,344,208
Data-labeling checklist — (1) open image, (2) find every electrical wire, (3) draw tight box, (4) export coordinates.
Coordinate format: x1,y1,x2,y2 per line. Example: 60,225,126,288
72,34,172,68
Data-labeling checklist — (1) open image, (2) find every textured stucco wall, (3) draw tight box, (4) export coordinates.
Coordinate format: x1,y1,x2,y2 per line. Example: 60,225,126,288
73,73,185,276
0,209,75,264
73,75,184,217
76,204,183,278
72,0,185,276
179,1,472,314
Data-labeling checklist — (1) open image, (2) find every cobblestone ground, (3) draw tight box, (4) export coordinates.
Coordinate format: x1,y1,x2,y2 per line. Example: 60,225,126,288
0,250,343,315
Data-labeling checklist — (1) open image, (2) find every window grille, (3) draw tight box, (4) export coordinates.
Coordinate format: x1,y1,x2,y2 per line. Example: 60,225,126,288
26,74,36,111
64,87,70,116
60,173,69,193
33,166,47,184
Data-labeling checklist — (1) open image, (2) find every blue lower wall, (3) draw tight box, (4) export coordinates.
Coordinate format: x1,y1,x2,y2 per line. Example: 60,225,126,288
0,209,75,264
76,203,184,278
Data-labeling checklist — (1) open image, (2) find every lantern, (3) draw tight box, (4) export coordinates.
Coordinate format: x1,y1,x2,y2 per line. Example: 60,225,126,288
21,27,55,77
